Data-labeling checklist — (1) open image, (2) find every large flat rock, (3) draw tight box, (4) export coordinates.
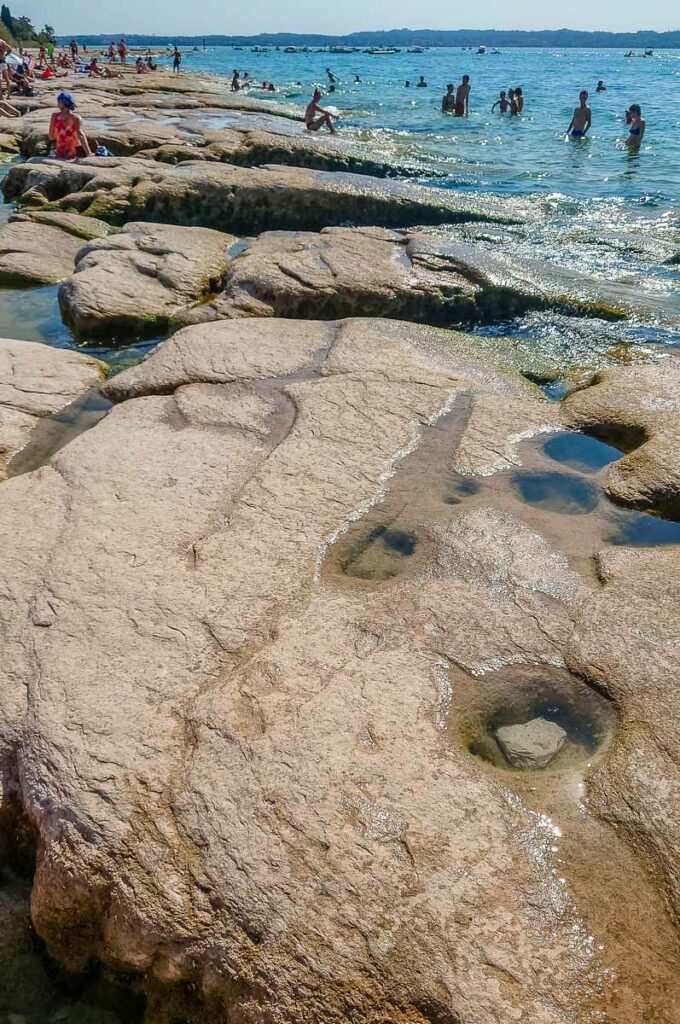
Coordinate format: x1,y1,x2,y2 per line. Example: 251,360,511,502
0,317,677,1021
0,337,106,478
2,157,519,233
0,317,619,1023
179,226,641,329
58,221,235,338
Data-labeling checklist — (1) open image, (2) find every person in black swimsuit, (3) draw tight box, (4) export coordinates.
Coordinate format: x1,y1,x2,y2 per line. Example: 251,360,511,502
626,104,645,149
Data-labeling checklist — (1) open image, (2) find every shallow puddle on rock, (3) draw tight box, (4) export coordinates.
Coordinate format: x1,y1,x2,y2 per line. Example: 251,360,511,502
0,285,74,349
442,662,680,1024
542,431,620,473
323,392,473,584
7,390,112,478
511,468,600,514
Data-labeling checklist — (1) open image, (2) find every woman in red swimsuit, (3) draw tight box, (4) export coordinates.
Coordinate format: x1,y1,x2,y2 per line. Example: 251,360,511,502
48,92,91,160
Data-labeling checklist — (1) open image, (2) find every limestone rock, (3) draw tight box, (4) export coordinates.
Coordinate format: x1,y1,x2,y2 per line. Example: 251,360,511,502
496,717,567,769
3,157,519,233
562,357,680,518
0,318,611,1023
0,337,106,478
0,220,84,287
58,222,234,337
180,226,655,330
10,209,112,240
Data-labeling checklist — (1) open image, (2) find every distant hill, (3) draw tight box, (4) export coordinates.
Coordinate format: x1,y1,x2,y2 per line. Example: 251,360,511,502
59,28,680,49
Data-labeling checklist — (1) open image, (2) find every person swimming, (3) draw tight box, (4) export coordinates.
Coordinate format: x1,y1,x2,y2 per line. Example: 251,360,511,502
416,75,427,88
455,74,470,116
304,89,337,134
326,67,337,84
442,83,456,112
491,89,509,113
567,90,591,138
596,80,607,92
404,80,410,87
514,86,524,112
626,103,645,148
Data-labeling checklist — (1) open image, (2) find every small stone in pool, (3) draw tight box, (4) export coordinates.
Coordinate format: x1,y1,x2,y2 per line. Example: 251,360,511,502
496,717,567,769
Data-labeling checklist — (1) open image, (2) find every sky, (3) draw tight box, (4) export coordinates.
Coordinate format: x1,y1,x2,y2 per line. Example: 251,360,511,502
18,0,680,36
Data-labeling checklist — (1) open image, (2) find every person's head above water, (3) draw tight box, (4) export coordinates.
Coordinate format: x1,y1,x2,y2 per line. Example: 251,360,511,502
579,90,589,103
628,103,641,116
57,91,76,111
462,74,470,83
446,83,454,93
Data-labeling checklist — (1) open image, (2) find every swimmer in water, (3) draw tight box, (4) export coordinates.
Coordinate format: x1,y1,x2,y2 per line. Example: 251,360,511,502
515,86,524,112
326,67,337,83
566,90,591,138
417,75,427,87
404,80,410,87
491,89,509,113
626,103,645,148
304,89,337,134
455,74,470,116
596,80,607,92
442,83,456,112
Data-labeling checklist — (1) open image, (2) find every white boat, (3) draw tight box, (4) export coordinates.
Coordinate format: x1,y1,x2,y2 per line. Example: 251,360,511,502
407,46,425,53
329,45,359,54
251,46,268,53
365,47,401,55
477,45,487,54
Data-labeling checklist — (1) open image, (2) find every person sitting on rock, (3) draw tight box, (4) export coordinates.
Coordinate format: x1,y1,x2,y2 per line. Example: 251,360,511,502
49,91,92,160
304,90,337,134
135,56,149,74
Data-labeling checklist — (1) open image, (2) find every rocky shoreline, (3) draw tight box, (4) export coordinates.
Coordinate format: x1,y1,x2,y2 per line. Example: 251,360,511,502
0,69,679,1024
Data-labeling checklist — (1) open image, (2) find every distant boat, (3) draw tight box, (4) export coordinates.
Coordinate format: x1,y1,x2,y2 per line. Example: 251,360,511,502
329,45,360,54
365,47,401,55
251,46,268,53
477,45,487,54
407,46,425,53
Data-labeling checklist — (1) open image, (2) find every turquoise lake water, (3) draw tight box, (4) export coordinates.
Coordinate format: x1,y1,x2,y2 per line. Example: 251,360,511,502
179,45,680,204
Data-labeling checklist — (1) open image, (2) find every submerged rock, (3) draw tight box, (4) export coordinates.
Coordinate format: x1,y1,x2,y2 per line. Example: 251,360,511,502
496,717,567,768
2,157,519,233
0,318,616,1022
59,222,234,338
0,337,106,478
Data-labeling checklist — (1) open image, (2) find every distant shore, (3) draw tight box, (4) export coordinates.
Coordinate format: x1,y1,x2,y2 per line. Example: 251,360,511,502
57,28,680,50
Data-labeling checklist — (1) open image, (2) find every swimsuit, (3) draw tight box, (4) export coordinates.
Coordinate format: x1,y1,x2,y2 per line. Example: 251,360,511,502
629,126,641,136
571,129,586,138
52,112,80,160
455,100,465,116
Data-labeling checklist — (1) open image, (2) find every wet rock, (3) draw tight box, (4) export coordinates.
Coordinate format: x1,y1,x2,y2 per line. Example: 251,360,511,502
0,220,85,287
3,157,519,233
0,318,608,1022
141,126,421,177
0,337,106,478
180,226,649,329
58,222,234,338
562,357,680,519
496,717,567,768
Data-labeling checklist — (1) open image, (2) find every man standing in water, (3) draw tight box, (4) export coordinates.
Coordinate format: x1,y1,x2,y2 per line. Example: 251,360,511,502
455,74,470,116
567,90,592,138
442,83,456,112
304,90,337,134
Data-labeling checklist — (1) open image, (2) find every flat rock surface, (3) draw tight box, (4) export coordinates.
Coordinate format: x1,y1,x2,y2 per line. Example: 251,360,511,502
10,209,112,240
563,357,680,518
496,718,567,769
2,157,520,233
1,317,619,1023
58,221,235,337
0,337,105,477
0,317,677,1021
0,220,84,287
181,226,638,329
